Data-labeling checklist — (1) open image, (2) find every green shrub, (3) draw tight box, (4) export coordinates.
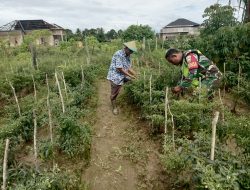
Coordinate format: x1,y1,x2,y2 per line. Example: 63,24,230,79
57,115,91,159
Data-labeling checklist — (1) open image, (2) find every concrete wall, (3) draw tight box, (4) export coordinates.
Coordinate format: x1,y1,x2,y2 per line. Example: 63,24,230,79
0,29,65,46
0,31,23,46
160,26,200,39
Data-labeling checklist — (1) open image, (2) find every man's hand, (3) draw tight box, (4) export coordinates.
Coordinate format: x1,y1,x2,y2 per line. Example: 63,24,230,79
172,86,182,94
130,75,136,79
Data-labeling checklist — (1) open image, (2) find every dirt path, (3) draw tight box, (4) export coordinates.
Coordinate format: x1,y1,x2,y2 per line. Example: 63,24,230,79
83,80,168,190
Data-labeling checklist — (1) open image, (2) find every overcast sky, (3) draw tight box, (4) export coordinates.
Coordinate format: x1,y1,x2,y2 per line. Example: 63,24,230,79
0,0,240,32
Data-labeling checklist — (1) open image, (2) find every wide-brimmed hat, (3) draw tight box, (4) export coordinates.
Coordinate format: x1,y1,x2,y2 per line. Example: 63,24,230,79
123,41,137,52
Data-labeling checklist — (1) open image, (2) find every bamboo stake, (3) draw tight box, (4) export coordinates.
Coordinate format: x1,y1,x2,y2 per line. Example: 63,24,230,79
85,38,90,61
61,71,68,99
218,89,225,124
168,105,175,149
86,57,90,65
81,65,85,88
164,87,169,154
32,75,37,103
210,111,220,161
223,62,226,97
9,82,21,117
158,62,161,74
199,77,202,103
46,74,53,145
147,40,151,53
164,87,169,134
155,37,158,50
237,62,241,93
33,109,39,171
142,37,146,51
2,139,10,190
143,71,146,92
55,72,65,113
149,74,152,104
46,74,54,168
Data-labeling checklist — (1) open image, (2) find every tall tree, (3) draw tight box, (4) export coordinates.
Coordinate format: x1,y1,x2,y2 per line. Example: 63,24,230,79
96,28,106,42
75,28,83,41
65,29,74,41
117,29,124,38
201,4,237,36
122,25,154,41
106,29,118,40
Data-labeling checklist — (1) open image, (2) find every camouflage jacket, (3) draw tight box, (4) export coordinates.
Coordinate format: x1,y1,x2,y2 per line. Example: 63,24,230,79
179,49,221,89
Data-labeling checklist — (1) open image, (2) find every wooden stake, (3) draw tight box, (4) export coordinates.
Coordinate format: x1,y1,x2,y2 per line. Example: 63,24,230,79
85,38,90,61
155,37,158,50
30,43,37,70
210,111,219,161
55,72,65,113
33,109,39,171
9,82,21,117
164,87,169,154
218,89,225,124
46,74,54,168
168,105,175,149
199,77,202,103
158,62,161,74
237,63,241,93
2,139,10,190
164,87,169,134
81,65,85,88
142,37,146,51
223,62,226,97
61,72,68,99
149,74,152,104
147,40,151,53
46,74,53,145
143,71,146,92
32,75,37,103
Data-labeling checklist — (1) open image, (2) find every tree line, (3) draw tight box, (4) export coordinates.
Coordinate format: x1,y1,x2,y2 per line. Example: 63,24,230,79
64,24,155,42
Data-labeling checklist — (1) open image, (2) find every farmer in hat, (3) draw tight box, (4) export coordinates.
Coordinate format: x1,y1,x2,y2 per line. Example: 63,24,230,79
165,48,222,99
107,41,137,115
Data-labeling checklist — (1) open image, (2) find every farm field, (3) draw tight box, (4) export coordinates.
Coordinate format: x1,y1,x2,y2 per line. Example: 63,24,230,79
0,21,250,190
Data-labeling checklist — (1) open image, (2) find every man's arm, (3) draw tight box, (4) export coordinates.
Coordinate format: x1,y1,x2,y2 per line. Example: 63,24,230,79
128,68,136,76
117,68,136,79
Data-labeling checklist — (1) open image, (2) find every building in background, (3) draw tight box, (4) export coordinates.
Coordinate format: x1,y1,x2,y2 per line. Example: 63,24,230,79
0,20,65,46
160,18,200,40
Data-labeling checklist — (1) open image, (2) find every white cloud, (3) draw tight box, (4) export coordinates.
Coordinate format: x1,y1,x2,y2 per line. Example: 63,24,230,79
0,0,240,32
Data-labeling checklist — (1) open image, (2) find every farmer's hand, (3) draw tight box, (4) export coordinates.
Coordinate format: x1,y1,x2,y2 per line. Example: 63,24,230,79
130,75,136,79
172,86,182,94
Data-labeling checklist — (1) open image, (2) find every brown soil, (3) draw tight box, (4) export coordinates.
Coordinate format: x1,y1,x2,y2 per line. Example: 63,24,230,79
82,80,168,190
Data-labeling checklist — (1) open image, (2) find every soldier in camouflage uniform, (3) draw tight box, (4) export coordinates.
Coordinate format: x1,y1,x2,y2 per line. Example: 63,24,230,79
165,48,222,99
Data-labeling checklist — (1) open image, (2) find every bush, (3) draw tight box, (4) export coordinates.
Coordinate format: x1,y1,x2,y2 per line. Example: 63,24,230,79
57,115,91,159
